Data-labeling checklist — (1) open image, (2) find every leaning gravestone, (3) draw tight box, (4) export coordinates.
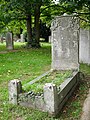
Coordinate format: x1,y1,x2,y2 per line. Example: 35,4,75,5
51,14,80,70
6,32,14,50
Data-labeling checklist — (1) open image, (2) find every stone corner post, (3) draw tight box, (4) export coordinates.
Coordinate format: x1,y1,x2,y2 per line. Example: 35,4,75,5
8,79,22,105
43,83,58,115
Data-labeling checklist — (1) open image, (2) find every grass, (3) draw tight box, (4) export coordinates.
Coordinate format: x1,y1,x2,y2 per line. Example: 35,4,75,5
23,70,73,93
0,42,51,84
80,63,90,75
0,42,90,120
0,42,51,120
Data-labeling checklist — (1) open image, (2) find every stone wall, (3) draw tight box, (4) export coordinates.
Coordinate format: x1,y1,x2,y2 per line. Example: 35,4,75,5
79,29,90,64
51,15,80,70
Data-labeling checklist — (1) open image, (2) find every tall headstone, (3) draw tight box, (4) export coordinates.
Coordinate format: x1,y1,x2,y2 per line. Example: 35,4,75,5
79,29,90,64
51,15,80,70
6,32,14,50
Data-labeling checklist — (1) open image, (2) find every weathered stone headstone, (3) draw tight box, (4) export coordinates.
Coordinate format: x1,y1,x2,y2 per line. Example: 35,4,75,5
20,34,25,42
6,32,14,50
51,15,80,70
79,29,90,64
49,36,52,43
0,36,4,43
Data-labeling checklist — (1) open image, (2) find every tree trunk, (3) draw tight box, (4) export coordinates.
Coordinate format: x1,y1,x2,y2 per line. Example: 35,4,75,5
26,14,32,48
34,4,41,48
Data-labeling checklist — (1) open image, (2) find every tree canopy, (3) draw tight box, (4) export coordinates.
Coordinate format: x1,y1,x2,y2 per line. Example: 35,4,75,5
0,0,90,47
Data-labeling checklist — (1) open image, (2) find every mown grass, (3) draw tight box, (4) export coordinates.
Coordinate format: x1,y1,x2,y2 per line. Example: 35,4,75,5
0,42,51,84
0,42,52,120
0,42,90,120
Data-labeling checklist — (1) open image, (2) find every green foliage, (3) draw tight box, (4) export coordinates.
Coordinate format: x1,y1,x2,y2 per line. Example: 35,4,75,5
40,4,65,26
0,0,90,34
59,0,90,28
80,63,90,75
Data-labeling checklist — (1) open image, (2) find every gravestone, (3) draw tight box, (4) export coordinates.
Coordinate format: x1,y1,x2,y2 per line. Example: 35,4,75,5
20,34,25,42
49,36,52,43
6,32,14,50
79,29,90,64
51,15,80,70
0,36,4,43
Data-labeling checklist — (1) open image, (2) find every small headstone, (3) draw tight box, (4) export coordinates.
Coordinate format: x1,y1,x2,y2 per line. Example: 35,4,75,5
0,36,4,43
20,34,25,42
6,32,14,50
49,36,52,43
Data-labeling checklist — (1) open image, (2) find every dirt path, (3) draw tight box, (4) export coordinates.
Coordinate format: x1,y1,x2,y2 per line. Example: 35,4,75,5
80,76,90,120
0,50,20,54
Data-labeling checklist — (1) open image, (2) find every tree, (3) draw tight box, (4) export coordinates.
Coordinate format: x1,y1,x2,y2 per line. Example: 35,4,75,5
0,0,89,48
58,0,90,28
0,0,53,48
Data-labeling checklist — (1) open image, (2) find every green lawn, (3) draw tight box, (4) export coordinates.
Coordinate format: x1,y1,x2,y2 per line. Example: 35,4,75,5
0,42,90,120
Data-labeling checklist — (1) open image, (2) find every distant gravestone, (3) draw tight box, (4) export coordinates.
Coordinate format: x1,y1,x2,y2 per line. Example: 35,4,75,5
51,15,80,70
6,32,14,50
79,29,90,64
49,36,52,43
20,34,25,42
0,36,4,43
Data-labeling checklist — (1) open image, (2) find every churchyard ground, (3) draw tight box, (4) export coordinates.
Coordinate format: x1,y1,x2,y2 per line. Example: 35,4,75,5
0,42,90,120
